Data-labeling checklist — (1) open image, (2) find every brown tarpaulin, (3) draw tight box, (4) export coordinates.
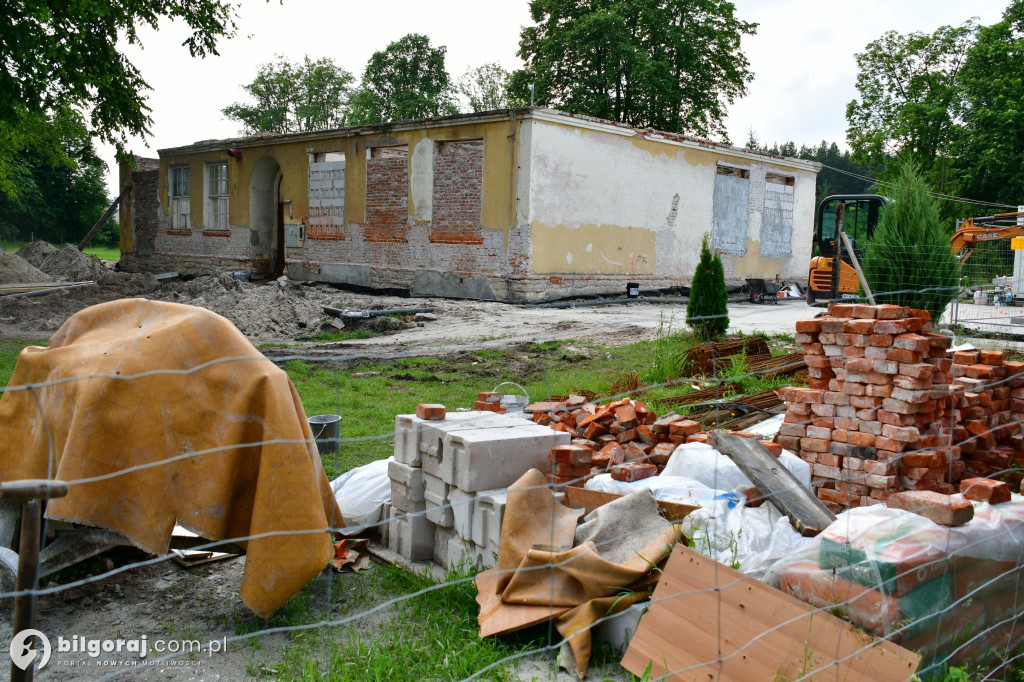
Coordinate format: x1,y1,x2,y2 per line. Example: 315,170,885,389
478,470,678,678
0,299,342,617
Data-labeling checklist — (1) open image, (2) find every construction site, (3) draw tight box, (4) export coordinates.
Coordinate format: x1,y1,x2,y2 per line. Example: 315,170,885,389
0,201,1023,681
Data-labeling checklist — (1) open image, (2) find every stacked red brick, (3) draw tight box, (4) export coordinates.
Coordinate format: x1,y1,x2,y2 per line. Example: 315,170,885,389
777,303,960,513
950,349,1024,487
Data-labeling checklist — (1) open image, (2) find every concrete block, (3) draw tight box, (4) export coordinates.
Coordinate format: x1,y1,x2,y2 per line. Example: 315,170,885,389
432,524,459,569
388,459,425,512
395,411,510,469
387,508,433,562
413,268,497,300
446,536,497,571
593,603,647,654
443,424,570,491
450,488,475,540
424,473,453,527
470,489,508,553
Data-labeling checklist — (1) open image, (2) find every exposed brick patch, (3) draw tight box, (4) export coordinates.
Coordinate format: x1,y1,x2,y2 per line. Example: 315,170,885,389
202,230,231,237
365,146,408,242
166,230,192,236
430,140,483,244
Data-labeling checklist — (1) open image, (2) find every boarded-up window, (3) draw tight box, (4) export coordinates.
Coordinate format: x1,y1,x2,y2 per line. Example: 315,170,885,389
712,166,749,255
365,145,408,242
308,154,346,240
760,173,795,257
431,139,484,244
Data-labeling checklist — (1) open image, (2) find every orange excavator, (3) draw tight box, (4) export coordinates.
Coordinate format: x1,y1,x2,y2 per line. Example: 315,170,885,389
805,194,1024,303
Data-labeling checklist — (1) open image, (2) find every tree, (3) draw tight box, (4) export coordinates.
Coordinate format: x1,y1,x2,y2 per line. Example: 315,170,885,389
223,56,355,134
458,63,512,113
0,110,114,246
348,34,457,125
510,0,756,139
0,0,239,188
687,234,729,338
955,0,1024,207
859,162,959,320
845,23,975,192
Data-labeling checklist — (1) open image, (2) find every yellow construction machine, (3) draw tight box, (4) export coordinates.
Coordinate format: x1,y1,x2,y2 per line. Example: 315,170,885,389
805,195,1024,303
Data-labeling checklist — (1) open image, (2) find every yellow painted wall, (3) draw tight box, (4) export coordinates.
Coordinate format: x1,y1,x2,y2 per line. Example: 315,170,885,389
154,117,519,237
530,223,657,274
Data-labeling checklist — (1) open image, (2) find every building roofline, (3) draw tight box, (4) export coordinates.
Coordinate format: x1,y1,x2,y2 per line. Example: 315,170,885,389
157,107,821,172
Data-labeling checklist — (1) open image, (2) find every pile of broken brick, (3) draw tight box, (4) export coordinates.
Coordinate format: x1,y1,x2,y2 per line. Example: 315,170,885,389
775,301,1023,518
530,397,781,487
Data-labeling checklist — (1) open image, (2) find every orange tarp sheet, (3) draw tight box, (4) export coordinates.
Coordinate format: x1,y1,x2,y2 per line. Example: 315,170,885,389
0,299,342,617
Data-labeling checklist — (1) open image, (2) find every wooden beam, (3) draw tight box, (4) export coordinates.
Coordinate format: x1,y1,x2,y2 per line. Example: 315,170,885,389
711,431,836,537
78,185,131,251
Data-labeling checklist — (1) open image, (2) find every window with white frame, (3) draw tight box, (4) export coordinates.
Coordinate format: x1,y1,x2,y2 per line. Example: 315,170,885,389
207,162,229,229
169,166,191,230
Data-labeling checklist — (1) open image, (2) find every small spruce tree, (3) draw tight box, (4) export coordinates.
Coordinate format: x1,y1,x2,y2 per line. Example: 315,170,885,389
860,162,959,320
688,234,730,338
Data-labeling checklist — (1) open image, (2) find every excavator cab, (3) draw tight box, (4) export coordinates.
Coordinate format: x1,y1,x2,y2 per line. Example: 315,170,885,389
806,194,888,304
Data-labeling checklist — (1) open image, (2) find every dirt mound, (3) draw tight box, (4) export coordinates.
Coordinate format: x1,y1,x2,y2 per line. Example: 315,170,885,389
160,275,326,339
0,250,53,285
15,240,58,269
39,245,104,282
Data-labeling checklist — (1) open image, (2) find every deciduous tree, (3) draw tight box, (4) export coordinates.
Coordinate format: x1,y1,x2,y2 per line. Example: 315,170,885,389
458,63,512,113
223,56,355,134
510,0,756,139
845,23,975,192
349,34,457,125
0,0,240,188
955,0,1024,207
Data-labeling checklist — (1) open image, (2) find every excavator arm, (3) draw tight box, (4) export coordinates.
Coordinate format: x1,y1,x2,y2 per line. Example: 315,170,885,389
951,212,1024,265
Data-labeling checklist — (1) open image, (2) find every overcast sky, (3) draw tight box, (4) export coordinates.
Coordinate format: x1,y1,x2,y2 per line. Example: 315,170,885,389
100,0,1010,195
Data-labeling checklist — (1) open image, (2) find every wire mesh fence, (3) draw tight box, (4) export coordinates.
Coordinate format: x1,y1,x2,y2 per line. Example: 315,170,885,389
0,290,1021,682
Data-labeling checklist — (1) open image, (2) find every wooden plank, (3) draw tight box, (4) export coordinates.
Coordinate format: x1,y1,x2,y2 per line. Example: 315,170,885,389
563,485,697,522
621,545,921,682
711,430,835,536
78,185,130,251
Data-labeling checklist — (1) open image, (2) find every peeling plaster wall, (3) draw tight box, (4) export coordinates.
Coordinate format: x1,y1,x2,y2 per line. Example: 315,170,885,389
121,110,818,299
526,118,818,283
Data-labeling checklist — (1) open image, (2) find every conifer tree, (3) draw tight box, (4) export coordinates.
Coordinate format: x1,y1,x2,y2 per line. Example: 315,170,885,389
860,162,959,320
688,234,730,338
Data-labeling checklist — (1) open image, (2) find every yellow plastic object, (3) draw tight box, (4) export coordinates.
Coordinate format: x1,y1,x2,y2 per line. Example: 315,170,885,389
1012,237,1024,250
0,299,342,617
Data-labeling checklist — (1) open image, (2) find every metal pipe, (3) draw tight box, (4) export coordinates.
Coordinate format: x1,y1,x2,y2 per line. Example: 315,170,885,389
322,306,436,318
8,283,95,299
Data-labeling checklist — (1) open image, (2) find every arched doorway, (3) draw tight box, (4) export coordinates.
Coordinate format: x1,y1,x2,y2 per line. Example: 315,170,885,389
250,157,283,277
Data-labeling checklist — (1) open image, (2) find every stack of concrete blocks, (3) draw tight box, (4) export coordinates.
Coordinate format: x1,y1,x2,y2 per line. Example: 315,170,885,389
388,411,570,568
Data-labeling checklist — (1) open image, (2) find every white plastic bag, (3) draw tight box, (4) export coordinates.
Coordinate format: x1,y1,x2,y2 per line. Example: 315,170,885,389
330,457,392,534
680,494,812,581
661,442,811,491
585,473,725,507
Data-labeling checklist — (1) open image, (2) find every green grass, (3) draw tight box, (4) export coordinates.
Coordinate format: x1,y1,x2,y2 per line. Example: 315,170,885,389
1,239,119,260
254,563,536,681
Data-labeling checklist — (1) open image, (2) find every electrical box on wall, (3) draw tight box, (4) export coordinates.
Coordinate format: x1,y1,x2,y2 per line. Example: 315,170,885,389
284,222,304,248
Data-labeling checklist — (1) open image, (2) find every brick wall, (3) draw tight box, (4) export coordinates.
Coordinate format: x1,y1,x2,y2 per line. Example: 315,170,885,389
430,140,483,244
365,146,408,242
131,169,160,257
